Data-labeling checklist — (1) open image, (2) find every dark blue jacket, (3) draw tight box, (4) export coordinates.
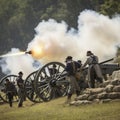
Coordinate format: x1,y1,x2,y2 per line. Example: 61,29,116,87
16,76,24,88
65,61,80,75
5,82,16,93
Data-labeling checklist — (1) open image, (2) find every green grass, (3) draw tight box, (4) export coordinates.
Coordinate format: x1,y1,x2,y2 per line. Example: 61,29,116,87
0,97,120,120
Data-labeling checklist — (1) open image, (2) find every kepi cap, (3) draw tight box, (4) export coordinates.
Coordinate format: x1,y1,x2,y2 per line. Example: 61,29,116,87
65,56,72,62
18,71,23,75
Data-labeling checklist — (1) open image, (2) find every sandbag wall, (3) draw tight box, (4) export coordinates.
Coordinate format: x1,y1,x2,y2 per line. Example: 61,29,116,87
70,70,120,106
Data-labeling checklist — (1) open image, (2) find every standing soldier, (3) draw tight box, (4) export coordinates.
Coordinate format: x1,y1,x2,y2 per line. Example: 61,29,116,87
82,51,103,88
65,56,80,104
5,79,16,107
16,71,24,107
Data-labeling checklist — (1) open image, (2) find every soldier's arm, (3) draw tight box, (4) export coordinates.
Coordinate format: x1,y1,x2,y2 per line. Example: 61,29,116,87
82,58,89,68
96,56,99,63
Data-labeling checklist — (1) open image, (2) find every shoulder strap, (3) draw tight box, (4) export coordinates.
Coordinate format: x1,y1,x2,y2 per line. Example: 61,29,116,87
72,61,76,74
91,55,98,64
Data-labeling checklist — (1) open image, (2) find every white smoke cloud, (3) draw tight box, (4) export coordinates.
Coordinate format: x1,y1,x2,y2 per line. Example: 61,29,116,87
0,10,120,77
28,10,120,62
77,10,120,59
27,19,80,63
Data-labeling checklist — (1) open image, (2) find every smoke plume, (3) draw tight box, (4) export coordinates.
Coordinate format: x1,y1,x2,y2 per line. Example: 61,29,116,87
28,10,120,62
0,10,120,78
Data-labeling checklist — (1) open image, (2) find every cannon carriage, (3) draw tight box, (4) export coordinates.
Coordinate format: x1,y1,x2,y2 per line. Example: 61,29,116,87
33,61,120,102
0,59,120,103
25,60,120,102
24,61,69,102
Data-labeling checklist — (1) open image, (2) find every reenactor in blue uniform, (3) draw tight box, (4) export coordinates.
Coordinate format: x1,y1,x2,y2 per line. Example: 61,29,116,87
65,56,80,103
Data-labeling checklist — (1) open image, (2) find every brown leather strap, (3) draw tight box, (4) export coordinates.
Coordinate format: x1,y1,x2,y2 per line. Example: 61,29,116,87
72,62,76,74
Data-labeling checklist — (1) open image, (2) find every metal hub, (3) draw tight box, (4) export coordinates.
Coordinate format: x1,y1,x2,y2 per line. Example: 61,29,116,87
49,79,57,87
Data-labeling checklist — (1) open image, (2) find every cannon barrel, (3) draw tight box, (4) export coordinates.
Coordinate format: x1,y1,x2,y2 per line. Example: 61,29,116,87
83,57,120,79
83,57,115,71
25,50,32,54
100,63,120,76
99,58,114,65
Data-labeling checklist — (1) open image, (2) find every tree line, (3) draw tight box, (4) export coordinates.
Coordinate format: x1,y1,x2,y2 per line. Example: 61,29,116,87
0,0,120,57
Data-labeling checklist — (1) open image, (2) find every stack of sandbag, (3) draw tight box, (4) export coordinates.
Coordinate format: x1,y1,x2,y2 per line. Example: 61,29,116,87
70,78,120,106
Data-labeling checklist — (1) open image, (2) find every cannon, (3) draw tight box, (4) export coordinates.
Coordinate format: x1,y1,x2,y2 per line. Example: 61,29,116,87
98,58,120,77
83,63,120,80
34,59,120,102
83,58,120,80
100,63,120,80
24,62,69,102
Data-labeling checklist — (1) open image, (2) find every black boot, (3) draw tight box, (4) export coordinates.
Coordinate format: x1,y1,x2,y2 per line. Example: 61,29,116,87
65,94,72,104
67,94,72,99
9,102,12,107
18,103,22,107
76,90,80,97
98,78,103,83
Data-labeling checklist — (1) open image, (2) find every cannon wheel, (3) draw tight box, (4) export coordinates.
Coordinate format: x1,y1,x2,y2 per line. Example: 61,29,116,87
35,62,69,102
0,75,18,103
24,71,42,103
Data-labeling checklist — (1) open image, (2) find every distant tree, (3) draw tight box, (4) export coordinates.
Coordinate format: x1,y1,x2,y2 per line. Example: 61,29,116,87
0,0,119,55
0,0,18,53
100,0,120,17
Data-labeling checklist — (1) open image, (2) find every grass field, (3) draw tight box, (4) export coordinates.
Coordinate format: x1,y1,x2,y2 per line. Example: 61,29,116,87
0,96,120,120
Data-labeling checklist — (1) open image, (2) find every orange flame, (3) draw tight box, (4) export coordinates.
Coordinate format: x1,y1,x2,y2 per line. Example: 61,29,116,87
31,45,44,59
